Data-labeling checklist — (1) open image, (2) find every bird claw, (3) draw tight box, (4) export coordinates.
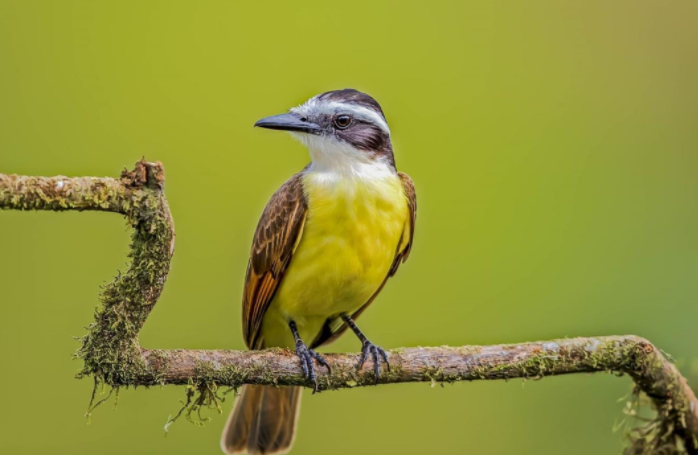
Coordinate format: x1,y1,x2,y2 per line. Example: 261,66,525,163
295,340,331,394
358,340,390,384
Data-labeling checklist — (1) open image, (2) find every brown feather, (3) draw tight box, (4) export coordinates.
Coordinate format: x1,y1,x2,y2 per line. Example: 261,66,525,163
224,173,308,454
242,173,308,349
221,385,302,455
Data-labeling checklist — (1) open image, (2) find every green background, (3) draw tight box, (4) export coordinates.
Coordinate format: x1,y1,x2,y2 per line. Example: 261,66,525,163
1,1,697,454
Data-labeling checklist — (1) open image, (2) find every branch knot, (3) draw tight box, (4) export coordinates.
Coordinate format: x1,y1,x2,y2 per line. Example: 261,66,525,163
120,159,165,190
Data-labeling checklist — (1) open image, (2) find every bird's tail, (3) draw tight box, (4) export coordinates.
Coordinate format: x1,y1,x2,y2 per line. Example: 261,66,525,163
220,385,302,455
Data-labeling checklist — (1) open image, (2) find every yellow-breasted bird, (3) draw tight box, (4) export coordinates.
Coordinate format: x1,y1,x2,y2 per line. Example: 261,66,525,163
221,89,417,455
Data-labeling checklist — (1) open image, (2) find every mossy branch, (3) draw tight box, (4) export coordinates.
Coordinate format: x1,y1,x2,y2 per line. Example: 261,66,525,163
1,160,175,386
1,161,696,455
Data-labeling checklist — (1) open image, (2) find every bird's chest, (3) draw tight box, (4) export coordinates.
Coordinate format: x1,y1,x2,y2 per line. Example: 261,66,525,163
274,173,407,319
305,176,406,261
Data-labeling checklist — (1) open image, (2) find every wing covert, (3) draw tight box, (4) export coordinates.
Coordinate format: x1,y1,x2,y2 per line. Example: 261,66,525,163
242,173,307,349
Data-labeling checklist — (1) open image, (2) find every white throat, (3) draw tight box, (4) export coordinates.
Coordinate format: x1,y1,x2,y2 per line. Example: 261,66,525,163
293,133,395,182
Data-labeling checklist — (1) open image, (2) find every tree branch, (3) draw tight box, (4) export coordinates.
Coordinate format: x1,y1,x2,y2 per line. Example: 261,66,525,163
1,160,175,385
1,161,696,454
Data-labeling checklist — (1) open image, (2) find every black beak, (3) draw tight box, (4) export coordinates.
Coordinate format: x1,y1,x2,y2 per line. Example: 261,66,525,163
254,113,322,134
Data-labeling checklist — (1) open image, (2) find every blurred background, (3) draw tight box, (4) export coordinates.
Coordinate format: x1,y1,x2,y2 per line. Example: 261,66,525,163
1,1,697,454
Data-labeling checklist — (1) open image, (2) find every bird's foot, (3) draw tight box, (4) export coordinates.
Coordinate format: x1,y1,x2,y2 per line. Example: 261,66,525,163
295,339,331,394
358,340,390,384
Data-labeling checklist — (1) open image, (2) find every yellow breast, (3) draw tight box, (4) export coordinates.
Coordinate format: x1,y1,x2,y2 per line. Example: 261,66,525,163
260,170,409,347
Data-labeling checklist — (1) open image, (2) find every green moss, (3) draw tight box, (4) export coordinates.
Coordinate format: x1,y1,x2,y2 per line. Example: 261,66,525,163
73,162,174,406
313,359,406,391
84,378,121,423
622,386,688,455
165,378,223,431
164,360,266,431
589,340,692,454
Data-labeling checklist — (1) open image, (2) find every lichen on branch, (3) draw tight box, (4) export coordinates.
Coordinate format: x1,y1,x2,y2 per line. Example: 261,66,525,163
1,161,696,455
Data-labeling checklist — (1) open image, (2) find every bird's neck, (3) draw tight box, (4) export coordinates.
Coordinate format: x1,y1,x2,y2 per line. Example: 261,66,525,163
305,142,396,182
303,154,406,218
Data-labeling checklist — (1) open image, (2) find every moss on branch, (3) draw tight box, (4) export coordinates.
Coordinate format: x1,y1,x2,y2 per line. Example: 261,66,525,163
75,161,175,389
1,161,175,387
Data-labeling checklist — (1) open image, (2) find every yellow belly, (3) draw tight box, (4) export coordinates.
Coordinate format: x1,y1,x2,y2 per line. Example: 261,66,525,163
260,171,408,348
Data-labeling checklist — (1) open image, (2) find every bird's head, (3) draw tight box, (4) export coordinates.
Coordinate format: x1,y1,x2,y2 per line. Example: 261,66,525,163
254,89,395,173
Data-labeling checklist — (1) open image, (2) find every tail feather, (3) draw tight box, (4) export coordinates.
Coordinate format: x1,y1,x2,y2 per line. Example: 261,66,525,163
221,385,302,455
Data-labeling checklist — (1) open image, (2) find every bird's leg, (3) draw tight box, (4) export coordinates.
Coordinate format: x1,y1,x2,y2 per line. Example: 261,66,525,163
340,313,390,384
288,320,331,394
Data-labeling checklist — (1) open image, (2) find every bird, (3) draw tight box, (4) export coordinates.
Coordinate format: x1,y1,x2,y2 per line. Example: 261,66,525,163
220,89,416,455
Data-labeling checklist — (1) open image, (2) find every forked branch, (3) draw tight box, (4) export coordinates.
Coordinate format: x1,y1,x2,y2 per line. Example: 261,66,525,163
1,161,696,455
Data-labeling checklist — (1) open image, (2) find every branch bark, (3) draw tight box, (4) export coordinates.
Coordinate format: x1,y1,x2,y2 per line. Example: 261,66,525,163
1,161,696,455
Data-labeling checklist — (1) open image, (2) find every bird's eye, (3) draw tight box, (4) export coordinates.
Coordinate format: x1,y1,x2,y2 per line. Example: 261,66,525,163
334,115,352,129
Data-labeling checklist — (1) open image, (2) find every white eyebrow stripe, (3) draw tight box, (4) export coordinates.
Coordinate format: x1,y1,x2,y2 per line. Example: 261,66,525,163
323,101,390,135
292,98,391,135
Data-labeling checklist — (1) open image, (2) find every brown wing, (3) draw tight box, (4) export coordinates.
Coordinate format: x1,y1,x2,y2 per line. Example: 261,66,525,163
311,172,417,348
242,173,307,349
